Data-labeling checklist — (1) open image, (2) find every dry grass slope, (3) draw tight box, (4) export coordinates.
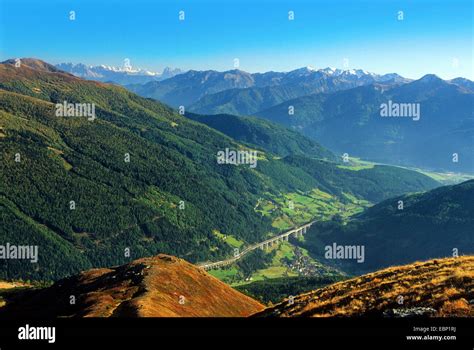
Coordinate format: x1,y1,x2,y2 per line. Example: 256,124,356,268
0,255,264,318
254,256,473,317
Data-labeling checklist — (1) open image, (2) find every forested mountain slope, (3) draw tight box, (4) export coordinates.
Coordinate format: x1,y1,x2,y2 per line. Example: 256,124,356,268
185,112,337,160
300,180,474,274
0,59,438,281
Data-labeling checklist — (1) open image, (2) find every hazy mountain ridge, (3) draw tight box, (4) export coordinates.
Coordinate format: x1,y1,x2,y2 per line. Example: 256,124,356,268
257,75,474,172
126,66,410,112
55,62,183,85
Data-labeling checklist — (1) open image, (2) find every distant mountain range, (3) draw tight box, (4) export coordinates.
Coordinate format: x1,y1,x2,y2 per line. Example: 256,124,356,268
123,66,474,173
55,62,183,85
256,75,474,172
127,66,410,112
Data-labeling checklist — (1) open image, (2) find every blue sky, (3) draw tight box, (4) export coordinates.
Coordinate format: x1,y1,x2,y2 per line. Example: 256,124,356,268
0,0,472,79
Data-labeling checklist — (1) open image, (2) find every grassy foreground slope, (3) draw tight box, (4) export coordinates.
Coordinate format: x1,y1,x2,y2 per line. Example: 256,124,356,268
2,256,470,317
254,256,473,317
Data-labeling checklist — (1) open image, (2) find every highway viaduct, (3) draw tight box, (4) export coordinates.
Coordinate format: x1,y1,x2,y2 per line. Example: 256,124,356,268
199,221,315,271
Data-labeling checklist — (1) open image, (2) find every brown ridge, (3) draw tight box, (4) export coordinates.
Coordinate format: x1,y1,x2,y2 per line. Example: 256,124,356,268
0,254,264,318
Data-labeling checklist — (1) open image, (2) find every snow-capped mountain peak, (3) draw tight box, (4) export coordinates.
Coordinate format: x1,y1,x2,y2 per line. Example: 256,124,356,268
319,67,337,75
56,62,183,84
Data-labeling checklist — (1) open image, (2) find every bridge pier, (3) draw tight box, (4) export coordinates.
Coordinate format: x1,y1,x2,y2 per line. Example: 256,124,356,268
199,221,316,271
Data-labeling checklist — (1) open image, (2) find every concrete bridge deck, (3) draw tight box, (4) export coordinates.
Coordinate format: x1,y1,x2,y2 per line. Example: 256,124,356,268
199,221,315,271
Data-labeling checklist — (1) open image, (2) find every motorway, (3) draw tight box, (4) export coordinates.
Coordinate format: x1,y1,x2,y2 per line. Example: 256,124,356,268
199,221,315,270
